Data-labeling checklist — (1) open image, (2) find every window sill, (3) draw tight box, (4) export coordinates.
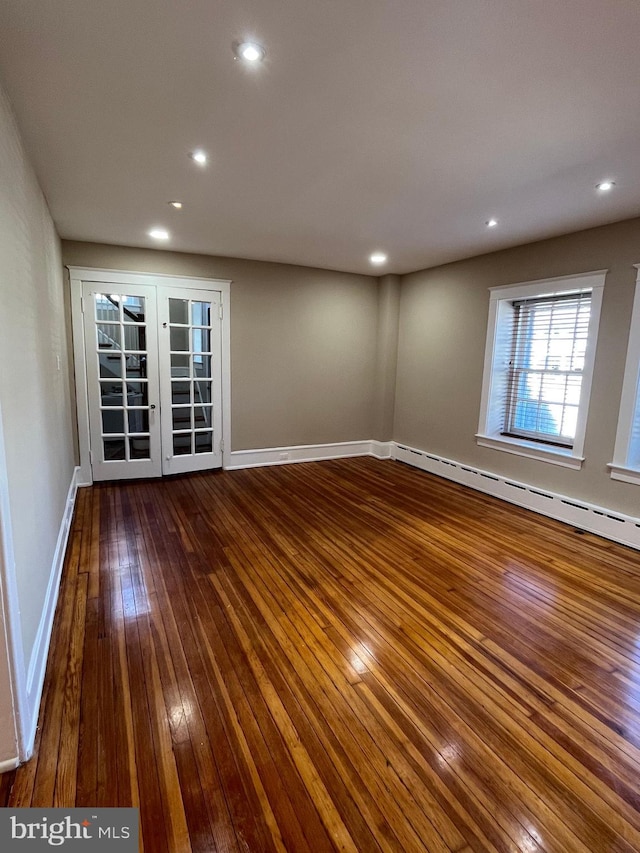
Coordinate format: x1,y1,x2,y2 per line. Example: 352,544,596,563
475,434,584,469
608,463,640,485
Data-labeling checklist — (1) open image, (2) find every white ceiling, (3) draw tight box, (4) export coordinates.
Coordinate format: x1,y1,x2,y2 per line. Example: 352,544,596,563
1,0,639,275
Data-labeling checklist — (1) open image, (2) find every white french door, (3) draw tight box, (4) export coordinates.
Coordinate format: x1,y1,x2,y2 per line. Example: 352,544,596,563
80,276,226,482
158,288,222,476
84,283,162,480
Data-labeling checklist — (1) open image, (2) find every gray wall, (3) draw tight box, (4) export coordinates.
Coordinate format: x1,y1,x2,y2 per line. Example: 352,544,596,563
394,217,640,516
0,82,75,761
373,275,400,441
61,242,380,451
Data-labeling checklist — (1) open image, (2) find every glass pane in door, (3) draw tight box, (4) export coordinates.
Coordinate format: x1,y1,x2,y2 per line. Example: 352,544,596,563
121,295,146,323
170,354,190,377
173,434,192,455
193,356,211,378
103,438,126,460
171,381,191,404
126,382,149,406
124,325,146,351
192,328,211,353
169,299,189,324
99,354,123,378
102,410,124,434
96,295,119,322
195,431,213,453
194,380,211,404
192,302,211,326
97,324,121,349
129,436,150,459
169,327,189,351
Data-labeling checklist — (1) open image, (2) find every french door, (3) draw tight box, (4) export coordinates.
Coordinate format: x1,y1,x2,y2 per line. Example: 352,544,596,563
158,290,222,476
81,279,224,481
84,283,161,480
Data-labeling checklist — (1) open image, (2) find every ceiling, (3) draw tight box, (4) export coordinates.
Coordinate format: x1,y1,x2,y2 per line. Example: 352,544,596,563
1,0,639,275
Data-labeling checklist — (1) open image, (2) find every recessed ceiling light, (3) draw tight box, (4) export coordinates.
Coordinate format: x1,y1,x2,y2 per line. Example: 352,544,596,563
168,201,183,209
149,228,169,241
234,41,266,62
596,180,615,192
369,252,388,265
190,150,208,165
486,218,498,228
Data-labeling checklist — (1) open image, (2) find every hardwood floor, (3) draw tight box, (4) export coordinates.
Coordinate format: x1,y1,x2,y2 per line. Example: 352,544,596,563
4,456,640,851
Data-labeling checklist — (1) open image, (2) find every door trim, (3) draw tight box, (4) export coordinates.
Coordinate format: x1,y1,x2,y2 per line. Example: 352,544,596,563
68,267,232,484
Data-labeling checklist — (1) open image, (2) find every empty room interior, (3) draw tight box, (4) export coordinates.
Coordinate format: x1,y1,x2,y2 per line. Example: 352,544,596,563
2,1,640,850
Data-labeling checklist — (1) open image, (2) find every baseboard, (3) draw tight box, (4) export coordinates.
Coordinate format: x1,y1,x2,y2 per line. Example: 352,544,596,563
370,440,394,459
394,443,640,551
0,756,19,774
21,466,81,759
227,440,393,470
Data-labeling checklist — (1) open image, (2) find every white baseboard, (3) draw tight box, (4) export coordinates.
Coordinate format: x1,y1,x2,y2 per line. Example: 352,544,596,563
227,440,393,470
394,443,640,551
21,466,81,759
0,756,19,774
370,440,394,459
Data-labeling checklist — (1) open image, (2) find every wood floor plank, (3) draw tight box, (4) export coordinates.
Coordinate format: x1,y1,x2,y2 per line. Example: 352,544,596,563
0,769,14,806
7,456,640,852
30,567,78,807
76,594,99,807
53,571,88,807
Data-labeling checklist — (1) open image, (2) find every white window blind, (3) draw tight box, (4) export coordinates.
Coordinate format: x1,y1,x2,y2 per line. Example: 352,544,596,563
504,292,592,447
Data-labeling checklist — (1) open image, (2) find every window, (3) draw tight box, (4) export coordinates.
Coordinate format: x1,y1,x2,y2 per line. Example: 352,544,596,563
609,266,640,484
477,271,606,468
505,292,591,446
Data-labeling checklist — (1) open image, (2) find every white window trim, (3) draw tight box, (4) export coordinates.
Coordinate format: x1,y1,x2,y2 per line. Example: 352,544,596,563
476,270,607,469
608,265,640,485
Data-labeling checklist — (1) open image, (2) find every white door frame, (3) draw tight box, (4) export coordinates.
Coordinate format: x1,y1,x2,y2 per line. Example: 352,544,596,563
69,267,232,484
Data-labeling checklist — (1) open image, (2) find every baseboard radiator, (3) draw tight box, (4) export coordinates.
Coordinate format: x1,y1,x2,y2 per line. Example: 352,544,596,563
394,443,640,551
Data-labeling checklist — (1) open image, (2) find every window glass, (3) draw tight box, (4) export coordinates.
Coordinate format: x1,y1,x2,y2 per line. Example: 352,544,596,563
504,293,591,447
